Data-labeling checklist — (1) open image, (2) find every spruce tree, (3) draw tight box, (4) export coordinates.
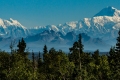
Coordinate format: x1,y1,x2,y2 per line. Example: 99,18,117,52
69,41,80,66
38,51,42,68
114,30,120,78
108,30,120,79
77,34,83,80
43,45,48,54
69,34,84,80
108,47,116,68
115,30,120,67
78,34,84,54
42,44,49,79
116,30,120,53
17,38,26,53
92,49,100,65
43,44,48,62
32,51,35,73
107,47,116,78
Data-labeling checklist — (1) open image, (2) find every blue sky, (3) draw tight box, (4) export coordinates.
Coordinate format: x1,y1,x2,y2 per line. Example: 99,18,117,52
0,0,120,28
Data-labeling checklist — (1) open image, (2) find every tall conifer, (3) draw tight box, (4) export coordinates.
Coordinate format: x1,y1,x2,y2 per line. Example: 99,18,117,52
17,38,26,53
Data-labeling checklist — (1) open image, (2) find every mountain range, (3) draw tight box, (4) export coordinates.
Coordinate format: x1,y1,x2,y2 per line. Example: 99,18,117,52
0,6,120,52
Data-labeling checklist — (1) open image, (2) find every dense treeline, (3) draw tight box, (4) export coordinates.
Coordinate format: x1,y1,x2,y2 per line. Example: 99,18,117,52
1,31,120,80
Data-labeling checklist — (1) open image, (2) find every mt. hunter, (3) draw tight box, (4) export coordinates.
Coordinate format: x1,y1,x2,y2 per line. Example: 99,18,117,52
0,6,120,52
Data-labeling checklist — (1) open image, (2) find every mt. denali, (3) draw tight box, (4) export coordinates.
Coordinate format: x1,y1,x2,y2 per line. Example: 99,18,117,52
0,6,120,51
0,6,120,40
31,6,120,40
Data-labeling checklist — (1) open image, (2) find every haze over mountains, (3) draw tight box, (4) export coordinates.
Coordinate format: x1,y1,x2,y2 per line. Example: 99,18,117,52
0,6,120,52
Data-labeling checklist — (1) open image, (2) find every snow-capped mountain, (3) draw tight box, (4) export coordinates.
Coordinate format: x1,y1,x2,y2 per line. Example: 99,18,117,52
0,6,120,51
29,25,59,35
94,6,120,17
25,30,64,43
0,18,30,38
30,6,120,41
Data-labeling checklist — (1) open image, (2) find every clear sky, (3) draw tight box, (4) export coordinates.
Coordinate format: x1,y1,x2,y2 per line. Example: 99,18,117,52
0,0,120,28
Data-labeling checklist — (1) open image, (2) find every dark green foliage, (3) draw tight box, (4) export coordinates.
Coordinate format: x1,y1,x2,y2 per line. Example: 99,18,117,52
107,30,120,79
17,38,26,53
108,47,116,69
38,51,42,68
115,30,120,70
32,51,35,72
43,44,48,64
1,31,120,80
115,30,120,53
92,49,100,65
115,30,120,67
0,51,34,80
78,34,84,53
0,51,10,80
42,48,75,79
69,34,89,80
43,44,48,54
69,34,84,66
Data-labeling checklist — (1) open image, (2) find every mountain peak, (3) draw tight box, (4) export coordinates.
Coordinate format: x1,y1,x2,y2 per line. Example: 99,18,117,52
0,18,29,38
106,6,116,10
9,18,21,25
94,6,120,17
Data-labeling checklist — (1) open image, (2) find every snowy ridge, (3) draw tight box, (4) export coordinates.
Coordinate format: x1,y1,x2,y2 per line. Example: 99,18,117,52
0,6,120,51
0,6,119,40
0,18,29,38
29,6,120,40
30,16,120,39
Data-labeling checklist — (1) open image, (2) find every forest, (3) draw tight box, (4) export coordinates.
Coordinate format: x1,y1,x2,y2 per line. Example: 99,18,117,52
0,31,120,80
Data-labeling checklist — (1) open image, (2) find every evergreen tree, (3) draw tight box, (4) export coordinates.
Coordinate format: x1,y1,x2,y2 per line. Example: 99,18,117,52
114,30,120,77
43,45,48,65
0,51,10,80
8,52,34,80
43,44,48,64
38,51,42,68
78,34,84,54
78,34,84,80
32,51,35,72
43,45,48,54
10,40,16,54
37,51,44,79
69,41,80,66
92,49,100,65
17,38,26,53
42,45,49,79
69,34,84,80
108,47,116,69
116,30,120,53
107,30,120,79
